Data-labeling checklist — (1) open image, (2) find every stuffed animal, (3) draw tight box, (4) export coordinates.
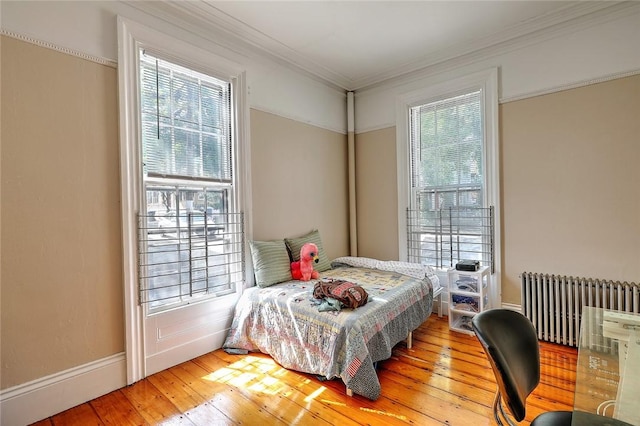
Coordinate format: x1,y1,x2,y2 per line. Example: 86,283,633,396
291,242,320,281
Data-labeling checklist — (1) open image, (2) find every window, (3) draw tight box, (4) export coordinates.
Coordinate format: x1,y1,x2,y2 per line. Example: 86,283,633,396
137,51,244,311
118,16,250,383
397,69,499,274
409,91,483,211
139,52,232,182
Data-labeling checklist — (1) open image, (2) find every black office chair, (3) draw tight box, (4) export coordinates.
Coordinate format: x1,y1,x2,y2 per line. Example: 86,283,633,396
471,309,632,426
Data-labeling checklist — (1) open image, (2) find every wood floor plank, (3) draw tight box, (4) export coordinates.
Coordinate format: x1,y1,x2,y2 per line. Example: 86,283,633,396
146,370,236,425
89,390,147,425
376,364,495,423
51,402,104,425
171,358,327,426
120,378,193,425
30,419,53,426
177,399,236,426
380,356,495,409
208,350,410,426
30,315,579,426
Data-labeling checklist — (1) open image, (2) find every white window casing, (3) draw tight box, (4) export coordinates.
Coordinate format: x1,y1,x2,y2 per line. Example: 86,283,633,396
396,68,501,307
117,16,251,384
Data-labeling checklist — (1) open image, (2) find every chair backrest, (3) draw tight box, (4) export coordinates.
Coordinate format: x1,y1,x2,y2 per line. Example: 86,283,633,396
472,309,541,421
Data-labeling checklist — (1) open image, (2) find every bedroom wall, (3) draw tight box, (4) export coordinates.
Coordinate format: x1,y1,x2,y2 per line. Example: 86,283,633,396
500,74,640,303
354,7,640,305
1,35,124,389
356,75,640,304
0,0,347,135
0,40,348,392
250,110,350,258
3,1,638,420
0,1,348,399
354,126,399,261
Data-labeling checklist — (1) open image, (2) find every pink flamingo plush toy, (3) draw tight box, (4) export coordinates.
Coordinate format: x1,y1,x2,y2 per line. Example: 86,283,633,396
291,243,320,281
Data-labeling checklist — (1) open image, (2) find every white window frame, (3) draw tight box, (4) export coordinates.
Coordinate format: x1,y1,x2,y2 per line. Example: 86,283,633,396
396,68,501,306
117,16,251,384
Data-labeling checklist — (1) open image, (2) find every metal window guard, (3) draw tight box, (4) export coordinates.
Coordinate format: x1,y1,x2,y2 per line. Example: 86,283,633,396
136,211,244,309
407,206,494,273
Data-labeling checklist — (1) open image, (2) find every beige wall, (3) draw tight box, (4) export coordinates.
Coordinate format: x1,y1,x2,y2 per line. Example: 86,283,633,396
1,37,123,388
500,75,640,302
1,37,351,390
250,109,350,259
355,75,640,304
355,126,399,261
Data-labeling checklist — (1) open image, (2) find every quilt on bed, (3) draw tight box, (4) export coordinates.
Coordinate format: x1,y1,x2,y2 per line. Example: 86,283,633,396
223,261,435,400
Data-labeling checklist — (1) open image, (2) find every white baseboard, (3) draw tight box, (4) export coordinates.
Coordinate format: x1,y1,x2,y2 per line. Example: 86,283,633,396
146,328,229,377
501,302,522,312
0,352,127,426
440,302,522,316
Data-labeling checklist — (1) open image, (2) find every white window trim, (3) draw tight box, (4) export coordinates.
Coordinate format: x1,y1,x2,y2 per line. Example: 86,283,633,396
396,68,501,306
117,16,252,384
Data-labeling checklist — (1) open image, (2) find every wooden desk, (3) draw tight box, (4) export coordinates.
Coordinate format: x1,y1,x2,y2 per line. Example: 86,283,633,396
573,307,640,425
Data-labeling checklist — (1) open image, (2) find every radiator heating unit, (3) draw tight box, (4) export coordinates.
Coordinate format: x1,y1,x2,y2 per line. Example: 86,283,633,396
521,272,640,347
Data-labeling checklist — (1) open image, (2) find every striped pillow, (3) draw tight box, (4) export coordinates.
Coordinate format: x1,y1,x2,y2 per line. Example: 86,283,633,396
249,240,293,287
285,229,332,273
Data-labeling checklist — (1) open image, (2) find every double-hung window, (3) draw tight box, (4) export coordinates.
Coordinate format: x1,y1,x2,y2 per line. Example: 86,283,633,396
137,51,244,311
400,69,499,274
118,17,249,382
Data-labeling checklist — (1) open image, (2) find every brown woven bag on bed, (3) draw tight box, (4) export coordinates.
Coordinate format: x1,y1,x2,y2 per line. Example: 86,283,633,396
313,279,368,309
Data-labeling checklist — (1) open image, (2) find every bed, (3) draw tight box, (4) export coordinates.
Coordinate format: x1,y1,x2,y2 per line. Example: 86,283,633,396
223,255,440,400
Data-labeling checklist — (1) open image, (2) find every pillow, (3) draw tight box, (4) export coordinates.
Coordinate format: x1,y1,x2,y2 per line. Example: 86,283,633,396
285,229,331,272
249,240,293,287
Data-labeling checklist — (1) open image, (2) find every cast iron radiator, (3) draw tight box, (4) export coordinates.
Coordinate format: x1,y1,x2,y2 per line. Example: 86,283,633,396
521,272,640,347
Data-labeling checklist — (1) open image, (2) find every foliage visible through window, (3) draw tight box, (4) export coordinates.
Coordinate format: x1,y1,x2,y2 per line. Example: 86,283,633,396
137,50,243,310
140,51,231,182
410,91,483,210
408,90,493,270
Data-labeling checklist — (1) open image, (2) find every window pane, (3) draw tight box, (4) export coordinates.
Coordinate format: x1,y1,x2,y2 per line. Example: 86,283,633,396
137,49,242,311
140,186,239,310
409,89,490,269
411,90,483,207
140,51,231,181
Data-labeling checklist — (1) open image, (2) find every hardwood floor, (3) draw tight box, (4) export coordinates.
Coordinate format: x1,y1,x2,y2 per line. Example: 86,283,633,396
31,314,578,425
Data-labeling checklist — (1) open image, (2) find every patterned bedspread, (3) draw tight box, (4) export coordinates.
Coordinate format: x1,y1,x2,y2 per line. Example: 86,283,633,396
223,264,435,400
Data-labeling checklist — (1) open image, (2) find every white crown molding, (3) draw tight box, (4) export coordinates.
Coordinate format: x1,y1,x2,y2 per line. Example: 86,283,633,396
4,1,638,92
0,29,117,68
354,1,635,91
0,352,126,425
356,1,640,94
174,1,353,89
124,0,347,92
131,1,638,91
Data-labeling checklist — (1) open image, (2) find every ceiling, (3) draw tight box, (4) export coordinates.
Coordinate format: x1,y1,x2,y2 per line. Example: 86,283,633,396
148,1,623,91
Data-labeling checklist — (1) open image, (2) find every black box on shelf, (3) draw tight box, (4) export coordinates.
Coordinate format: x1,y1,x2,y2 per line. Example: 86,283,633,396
455,260,480,272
